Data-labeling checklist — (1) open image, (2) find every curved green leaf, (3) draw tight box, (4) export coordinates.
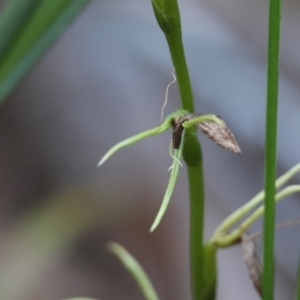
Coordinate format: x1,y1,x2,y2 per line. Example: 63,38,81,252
0,0,91,104
108,242,159,300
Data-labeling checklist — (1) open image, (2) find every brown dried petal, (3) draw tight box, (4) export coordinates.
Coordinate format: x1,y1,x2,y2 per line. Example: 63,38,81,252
241,234,262,296
183,113,241,154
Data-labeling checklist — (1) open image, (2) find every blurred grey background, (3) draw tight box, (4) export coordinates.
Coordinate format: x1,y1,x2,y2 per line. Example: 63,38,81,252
0,0,300,299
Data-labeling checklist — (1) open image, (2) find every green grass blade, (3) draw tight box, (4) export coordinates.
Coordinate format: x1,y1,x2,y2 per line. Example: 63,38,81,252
0,0,91,104
108,242,159,300
150,136,184,232
0,0,42,57
263,0,281,298
98,114,173,167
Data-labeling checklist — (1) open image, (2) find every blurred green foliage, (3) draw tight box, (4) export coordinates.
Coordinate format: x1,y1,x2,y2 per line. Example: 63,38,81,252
0,0,91,104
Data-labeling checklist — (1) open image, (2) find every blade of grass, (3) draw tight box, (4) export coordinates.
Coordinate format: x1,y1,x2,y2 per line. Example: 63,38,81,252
263,0,281,298
108,242,159,300
150,134,184,232
0,0,42,57
0,0,91,104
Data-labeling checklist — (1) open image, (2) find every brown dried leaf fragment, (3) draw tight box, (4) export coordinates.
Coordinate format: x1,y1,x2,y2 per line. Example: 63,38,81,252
183,113,241,154
241,234,262,297
171,118,184,149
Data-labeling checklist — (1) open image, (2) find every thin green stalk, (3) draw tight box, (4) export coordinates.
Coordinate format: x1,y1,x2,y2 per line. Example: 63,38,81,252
263,0,281,298
184,132,205,300
151,1,205,299
211,185,300,248
214,163,300,235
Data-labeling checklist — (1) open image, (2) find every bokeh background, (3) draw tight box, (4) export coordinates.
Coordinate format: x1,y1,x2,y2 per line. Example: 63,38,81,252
0,0,300,299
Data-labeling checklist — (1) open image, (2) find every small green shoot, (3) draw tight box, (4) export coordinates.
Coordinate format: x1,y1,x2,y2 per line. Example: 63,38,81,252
150,132,184,232
108,242,159,300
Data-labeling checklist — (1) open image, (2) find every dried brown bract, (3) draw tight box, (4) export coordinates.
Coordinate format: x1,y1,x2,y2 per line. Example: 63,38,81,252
195,114,241,154
171,118,185,149
241,234,262,296
172,113,241,154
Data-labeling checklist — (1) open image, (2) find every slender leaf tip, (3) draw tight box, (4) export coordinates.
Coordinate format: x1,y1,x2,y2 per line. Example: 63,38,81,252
150,137,184,232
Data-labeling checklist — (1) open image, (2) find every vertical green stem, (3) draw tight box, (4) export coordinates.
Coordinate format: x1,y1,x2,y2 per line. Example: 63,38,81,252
165,33,194,112
152,0,194,112
163,2,204,299
263,0,281,299
151,0,205,298
183,132,204,300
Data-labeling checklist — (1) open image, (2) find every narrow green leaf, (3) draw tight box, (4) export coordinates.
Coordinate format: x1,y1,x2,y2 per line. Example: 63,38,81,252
0,0,91,104
150,133,184,232
108,242,159,300
0,0,42,57
98,113,174,167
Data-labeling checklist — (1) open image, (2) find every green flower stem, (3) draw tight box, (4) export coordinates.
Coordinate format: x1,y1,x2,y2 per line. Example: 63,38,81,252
108,242,159,300
150,133,184,232
183,130,205,300
209,185,300,248
214,163,300,235
264,0,281,297
202,243,217,300
151,0,194,112
151,1,205,298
